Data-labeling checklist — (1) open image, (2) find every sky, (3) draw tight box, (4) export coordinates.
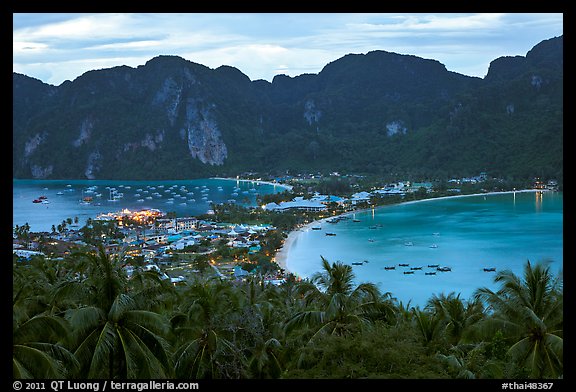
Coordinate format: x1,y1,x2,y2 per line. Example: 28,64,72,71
13,13,563,86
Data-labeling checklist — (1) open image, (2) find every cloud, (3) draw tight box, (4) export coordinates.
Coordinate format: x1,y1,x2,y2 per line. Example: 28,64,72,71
13,13,563,85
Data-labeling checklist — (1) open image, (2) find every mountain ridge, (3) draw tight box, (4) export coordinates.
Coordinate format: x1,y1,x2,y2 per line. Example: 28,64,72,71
13,35,563,181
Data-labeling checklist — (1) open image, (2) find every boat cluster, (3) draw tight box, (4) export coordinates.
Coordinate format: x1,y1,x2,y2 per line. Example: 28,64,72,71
326,215,351,224
32,195,49,204
382,263,452,275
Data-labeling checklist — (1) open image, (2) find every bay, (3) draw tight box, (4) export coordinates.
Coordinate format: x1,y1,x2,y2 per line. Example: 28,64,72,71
284,191,563,308
13,178,287,232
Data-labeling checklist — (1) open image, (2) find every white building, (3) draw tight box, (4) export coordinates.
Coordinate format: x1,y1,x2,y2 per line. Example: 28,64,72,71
349,191,372,205
263,197,327,212
168,236,197,250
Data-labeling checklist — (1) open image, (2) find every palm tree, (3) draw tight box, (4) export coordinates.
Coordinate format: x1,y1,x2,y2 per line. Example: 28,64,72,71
60,245,173,378
412,307,443,348
13,258,78,378
474,260,563,378
13,313,78,378
235,277,287,378
436,345,481,379
285,257,396,344
247,337,282,378
171,277,244,378
426,292,485,346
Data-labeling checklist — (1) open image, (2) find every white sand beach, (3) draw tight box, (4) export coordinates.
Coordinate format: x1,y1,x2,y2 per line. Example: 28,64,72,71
211,177,293,191
274,216,333,271
274,189,544,275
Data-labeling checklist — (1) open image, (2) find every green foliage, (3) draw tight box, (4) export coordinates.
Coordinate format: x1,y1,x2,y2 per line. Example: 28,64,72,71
13,37,562,181
13,244,562,380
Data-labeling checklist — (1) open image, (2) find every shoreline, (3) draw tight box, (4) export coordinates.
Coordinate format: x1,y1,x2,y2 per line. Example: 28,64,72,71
274,189,547,274
211,177,293,191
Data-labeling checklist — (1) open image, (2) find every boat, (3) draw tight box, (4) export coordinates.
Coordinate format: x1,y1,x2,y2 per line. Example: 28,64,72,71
108,189,119,202
437,266,452,272
427,264,439,268
33,195,49,203
56,191,64,195
311,226,322,230
398,263,409,267
483,267,496,272
410,266,422,270
404,241,414,246
403,271,415,275
353,219,361,222
429,244,438,248
425,272,437,275
325,232,337,236
351,262,363,266
384,266,396,270
368,238,375,242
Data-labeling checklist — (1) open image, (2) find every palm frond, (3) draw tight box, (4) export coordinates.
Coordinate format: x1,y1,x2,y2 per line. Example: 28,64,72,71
13,344,67,379
87,322,117,378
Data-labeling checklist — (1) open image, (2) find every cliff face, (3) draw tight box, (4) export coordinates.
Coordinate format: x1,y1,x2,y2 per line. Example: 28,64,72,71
13,36,563,180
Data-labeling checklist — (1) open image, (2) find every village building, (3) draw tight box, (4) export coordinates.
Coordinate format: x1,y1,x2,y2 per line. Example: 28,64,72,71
263,197,327,212
349,191,372,205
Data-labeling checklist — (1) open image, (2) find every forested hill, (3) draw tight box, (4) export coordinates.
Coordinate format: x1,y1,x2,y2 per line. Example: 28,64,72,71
13,36,563,181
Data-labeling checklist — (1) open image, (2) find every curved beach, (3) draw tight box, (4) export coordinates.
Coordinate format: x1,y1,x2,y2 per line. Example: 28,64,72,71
211,177,293,191
274,189,544,274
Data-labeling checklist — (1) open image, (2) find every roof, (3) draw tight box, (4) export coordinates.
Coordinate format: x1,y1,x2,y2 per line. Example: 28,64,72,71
264,199,327,211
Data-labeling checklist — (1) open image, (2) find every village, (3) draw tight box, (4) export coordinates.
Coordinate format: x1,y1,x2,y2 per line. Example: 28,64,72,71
13,173,559,287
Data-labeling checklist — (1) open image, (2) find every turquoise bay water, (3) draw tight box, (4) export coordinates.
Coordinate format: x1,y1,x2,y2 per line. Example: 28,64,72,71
285,191,563,308
13,178,285,232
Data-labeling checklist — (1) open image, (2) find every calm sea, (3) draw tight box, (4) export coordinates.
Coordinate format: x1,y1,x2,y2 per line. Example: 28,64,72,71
13,178,286,232
284,191,563,308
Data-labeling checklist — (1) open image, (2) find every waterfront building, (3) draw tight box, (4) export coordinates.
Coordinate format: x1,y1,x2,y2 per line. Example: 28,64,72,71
263,197,327,212
349,191,372,205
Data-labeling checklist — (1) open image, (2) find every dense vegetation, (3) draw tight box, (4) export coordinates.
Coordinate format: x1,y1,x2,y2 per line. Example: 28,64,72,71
13,246,562,380
13,36,562,183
